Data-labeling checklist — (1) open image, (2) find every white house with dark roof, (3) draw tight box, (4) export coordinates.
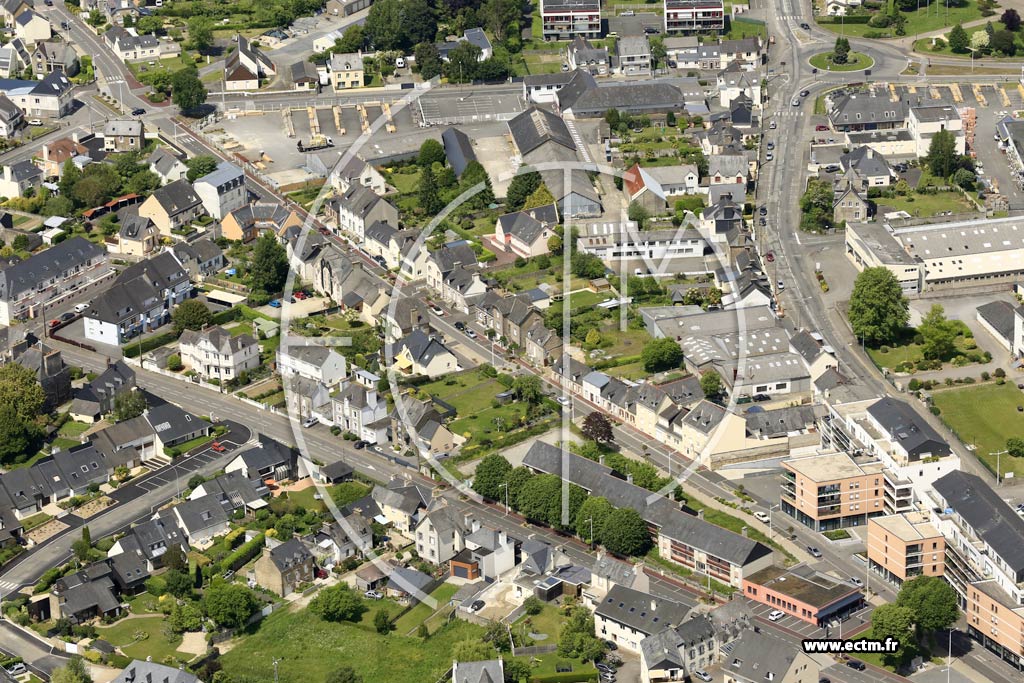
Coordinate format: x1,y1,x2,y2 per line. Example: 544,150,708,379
225,34,276,90
0,159,40,197
394,330,459,378
179,325,260,381
595,584,692,653
193,161,247,220
147,148,187,185
113,661,199,683
138,179,205,235
225,434,299,486
839,146,892,188
567,36,608,75
276,346,347,388
327,183,398,243
103,119,144,152
493,203,559,257
254,537,315,595
159,493,229,546
722,629,818,683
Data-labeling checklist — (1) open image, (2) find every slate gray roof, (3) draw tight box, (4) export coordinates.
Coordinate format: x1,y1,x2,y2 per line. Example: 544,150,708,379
441,127,476,177
933,471,1024,576
267,537,313,571
640,614,716,671
508,107,576,156
232,436,294,477
339,183,393,219
195,160,243,191
596,584,691,637
115,660,199,683
789,330,823,364
290,60,319,84
840,145,891,179
148,179,201,216
564,81,686,116
681,400,727,435
723,629,809,683
386,565,433,595
118,213,153,240
829,90,907,128
0,236,104,301
179,325,257,356
147,148,184,177
866,396,950,459
453,660,503,683
976,301,1016,344
7,159,40,182
196,471,263,510
399,329,455,365
120,515,186,562
165,492,228,535
104,119,143,137
745,405,817,438
496,203,558,245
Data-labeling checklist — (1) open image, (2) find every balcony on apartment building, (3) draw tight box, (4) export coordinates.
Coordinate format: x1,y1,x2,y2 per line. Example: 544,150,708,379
883,472,914,513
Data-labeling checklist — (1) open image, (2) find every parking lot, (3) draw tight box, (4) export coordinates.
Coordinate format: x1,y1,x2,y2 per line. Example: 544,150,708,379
744,597,872,640
416,91,527,126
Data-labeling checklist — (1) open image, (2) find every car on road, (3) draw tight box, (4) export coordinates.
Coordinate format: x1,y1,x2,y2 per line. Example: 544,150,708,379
845,660,866,671
752,393,771,402
765,151,773,161
49,319,60,328
765,251,775,263
6,664,27,676
470,600,486,612
769,120,777,129
807,546,822,558
131,108,146,116
60,311,75,322
599,674,615,683
466,328,478,339
815,125,829,132
302,416,319,428
603,640,617,650
430,304,444,315
777,280,785,291
800,22,810,29
819,678,831,683
768,610,785,621
454,321,466,331
850,577,863,587
693,671,713,682
758,217,766,226
800,89,810,97
791,96,801,107
269,299,282,308
754,511,770,523
354,440,367,449
61,21,69,29
759,207,767,216
27,118,43,126
766,141,774,150
211,442,227,453
557,396,571,406
365,590,383,600
74,302,91,313
811,67,818,74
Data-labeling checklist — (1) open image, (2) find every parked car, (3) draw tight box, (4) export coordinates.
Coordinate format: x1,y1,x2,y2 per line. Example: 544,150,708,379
470,600,485,612
294,291,307,300
49,319,60,328
466,329,478,339
791,96,801,107
5,664,26,676
769,120,777,129
766,141,775,150
364,590,383,600
211,442,227,453
596,664,615,675
807,546,822,558
557,396,571,406
454,321,466,331
27,118,43,126
777,280,786,291
60,312,75,322
759,206,767,215
819,678,831,683
800,89,810,97
768,610,785,621
846,660,866,671
603,640,617,650
269,299,282,308
800,22,810,29
766,151,773,161
302,416,319,428
131,108,146,116
754,511,770,523
759,217,766,226
430,304,444,315
850,577,863,587
694,671,713,682
354,440,367,449
815,124,829,132
73,302,91,314
752,393,771,402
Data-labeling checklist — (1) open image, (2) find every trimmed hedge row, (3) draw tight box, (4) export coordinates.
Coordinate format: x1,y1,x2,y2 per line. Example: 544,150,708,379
220,532,265,573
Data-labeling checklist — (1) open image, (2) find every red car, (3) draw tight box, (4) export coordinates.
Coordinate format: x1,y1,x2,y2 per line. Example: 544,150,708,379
211,442,227,453
294,291,307,300
815,125,829,132
49,319,60,328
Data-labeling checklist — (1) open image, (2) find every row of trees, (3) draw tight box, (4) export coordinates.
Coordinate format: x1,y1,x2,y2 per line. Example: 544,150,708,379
870,575,958,667
948,11,1021,56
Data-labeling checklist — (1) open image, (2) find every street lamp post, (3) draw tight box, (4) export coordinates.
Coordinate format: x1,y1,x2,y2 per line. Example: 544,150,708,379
499,482,509,515
992,449,1009,485
586,516,594,550
768,503,779,541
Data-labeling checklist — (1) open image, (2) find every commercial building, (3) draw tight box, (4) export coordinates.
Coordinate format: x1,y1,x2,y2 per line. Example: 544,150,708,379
866,512,945,587
741,564,864,627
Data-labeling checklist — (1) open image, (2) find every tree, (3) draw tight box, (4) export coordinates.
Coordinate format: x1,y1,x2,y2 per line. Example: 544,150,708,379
558,606,604,662
895,575,959,635
628,201,650,229
401,0,437,48
171,68,207,114
167,354,184,372
992,29,1017,55
471,453,512,501
918,304,959,360
948,23,969,53
365,0,403,50
1002,8,1021,31
971,30,990,51
481,0,520,43
0,362,45,422
172,299,212,335
71,537,91,561
575,496,613,544
309,584,367,622
952,167,976,190
169,601,204,633
418,164,442,215
869,604,914,666
187,16,215,53
832,36,851,64
0,404,42,466
418,138,445,167
165,569,193,598
506,466,534,505
848,267,910,345
452,638,493,662
505,169,541,211
650,35,667,70
516,473,564,526
413,42,443,80
136,15,163,35
162,544,187,572
700,371,723,399
799,178,836,233
43,195,74,218
460,160,494,208
1007,437,1024,457
582,412,613,443
58,158,81,198
547,234,563,255
512,374,543,404
249,232,289,294
186,155,219,182
335,25,367,53
599,507,651,556
503,658,531,683
326,667,363,683
202,582,258,629
445,41,482,83
522,183,555,211
641,338,684,372
570,252,605,279
194,563,204,589
374,606,393,634
51,657,93,683
112,390,147,421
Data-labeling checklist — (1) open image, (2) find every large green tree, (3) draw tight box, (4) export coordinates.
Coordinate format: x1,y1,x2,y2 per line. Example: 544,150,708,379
172,299,213,335
948,23,969,53
444,41,482,83
869,604,914,667
699,370,723,399
249,233,289,295
417,164,442,215
471,453,513,502
413,42,443,80
418,138,445,167
51,657,93,683
895,575,959,636
202,582,258,629
511,374,542,404
848,267,910,345
642,338,684,372
918,304,959,361
832,36,851,64
575,496,613,544
186,155,220,182
481,0,520,43
171,68,207,114
599,507,651,556
515,473,564,527
558,606,605,662
926,129,959,179
0,362,45,422
505,169,542,211
310,584,367,622
187,16,215,52
459,160,494,208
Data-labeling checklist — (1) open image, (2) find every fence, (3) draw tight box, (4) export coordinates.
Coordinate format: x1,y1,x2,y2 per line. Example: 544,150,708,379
513,644,558,657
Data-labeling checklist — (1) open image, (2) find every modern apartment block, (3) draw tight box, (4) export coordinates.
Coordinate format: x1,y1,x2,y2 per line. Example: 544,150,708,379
664,0,726,34
866,512,945,587
780,451,886,532
929,471,1024,669
540,0,601,41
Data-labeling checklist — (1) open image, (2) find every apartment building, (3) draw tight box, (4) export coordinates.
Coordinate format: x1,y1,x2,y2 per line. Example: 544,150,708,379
663,0,726,34
866,512,945,587
540,0,601,41
965,580,1024,671
193,161,247,220
780,451,886,532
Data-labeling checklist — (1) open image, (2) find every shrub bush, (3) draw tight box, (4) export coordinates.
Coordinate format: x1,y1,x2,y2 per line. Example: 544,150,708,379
930,406,941,415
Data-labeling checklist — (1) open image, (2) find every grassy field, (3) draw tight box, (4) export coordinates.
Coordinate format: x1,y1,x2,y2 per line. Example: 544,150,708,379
725,18,768,40
392,583,459,635
386,167,421,195
932,382,1024,479
220,603,486,683
819,0,982,37
866,325,974,370
419,371,528,447
809,51,873,72
605,361,649,380
878,191,975,218
514,603,562,641
97,616,191,663
274,481,372,513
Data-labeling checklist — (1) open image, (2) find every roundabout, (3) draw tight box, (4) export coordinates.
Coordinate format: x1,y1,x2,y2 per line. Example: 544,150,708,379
809,50,875,72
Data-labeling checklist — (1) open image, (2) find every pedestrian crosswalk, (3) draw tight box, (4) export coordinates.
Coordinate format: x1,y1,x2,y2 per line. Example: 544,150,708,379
0,579,22,595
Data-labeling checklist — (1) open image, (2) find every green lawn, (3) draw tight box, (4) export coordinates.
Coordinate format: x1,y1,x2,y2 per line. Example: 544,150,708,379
605,361,649,381
57,420,91,439
392,583,459,635
220,603,486,683
419,371,530,447
594,325,653,357
97,616,191,663
866,324,974,370
522,51,564,75
809,51,873,72
879,191,975,218
514,603,562,641
819,1,982,37
725,17,768,40
386,168,421,195
21,512,52,531
275,481,372,513
932,382,1024,479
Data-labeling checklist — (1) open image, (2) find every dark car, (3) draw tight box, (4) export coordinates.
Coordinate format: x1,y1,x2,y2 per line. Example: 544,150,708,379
759,217,766,226
846,660,866,671
60,312,75,322
454,321,466,331
759,206,767,215
819,678,831,683
61,21,69,30
354,440,367,449
800,89,810,97
800,22,811,29
752,393,771,402
811,67,818,74
131,108,146,116
604,640,617,651
470,600,485,612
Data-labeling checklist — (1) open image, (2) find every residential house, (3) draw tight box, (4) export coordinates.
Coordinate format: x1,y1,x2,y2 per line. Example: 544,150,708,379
0,0,30,27
617,35,652,76
0,69,74,118
289,60,320,91
381,296,430,343
453,661,504,683
540,0,601,40
103,119,144,152
477,291,545,351
0,93,22,137
12,340,71,411
839,146,892,188
623,163,701,214
567,36,608,75
327,184,397,243
424,241,477,296
827,90,907,132
14,9,50,45
36,135,90,178
276,346,348,388
328,154,387,195
392,396,462,457
113,662,199,683
452,525,517,580
49,563,120,623
0,159,41,197
493,203,560,257
32,40,78,76
70,360,136,422
179,325,260,381
104,26,164,62
312,246,390,324
664,0,725,33
160,493,230,546
721,629,819,683
833,181,870,225
225,34,276,90
595,585,692,653
220,203,301,242
440,266,487,314
170,238,225,278
115,214,159,258
307,514,373,566
193,161,247,220
138,180,205,236
415,501,467,565
107,516,187,571
372,478,430,533
908,104,965,157
394,330,459,378
254,537,316,596
0,236,111,326
524,323,562,366
331,380,388,444
225,436,298,487
639,615,719,683
147,148,187,185
283,374,332,422
363,221,417,270
329,51,364,90
188,471,265,517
